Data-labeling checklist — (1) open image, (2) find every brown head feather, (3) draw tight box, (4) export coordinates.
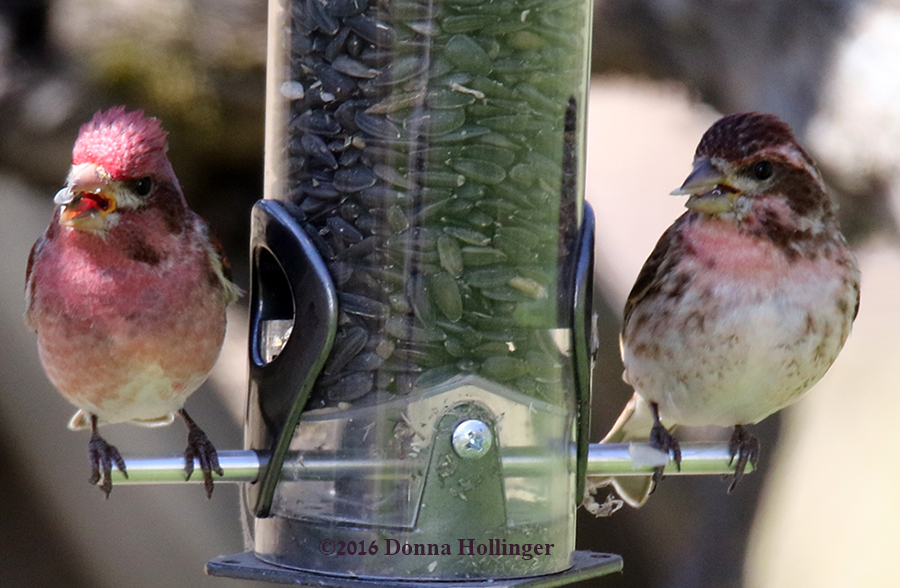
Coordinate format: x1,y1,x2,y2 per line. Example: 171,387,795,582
696,112,799,161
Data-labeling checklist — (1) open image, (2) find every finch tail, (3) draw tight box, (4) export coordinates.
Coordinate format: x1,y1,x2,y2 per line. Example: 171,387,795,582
584,392,657,510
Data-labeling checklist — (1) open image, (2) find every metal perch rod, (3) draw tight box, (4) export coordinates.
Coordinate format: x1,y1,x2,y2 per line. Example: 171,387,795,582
108,443,751,485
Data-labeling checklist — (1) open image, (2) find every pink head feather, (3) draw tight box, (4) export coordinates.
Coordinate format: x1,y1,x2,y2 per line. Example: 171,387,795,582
72,107,171,181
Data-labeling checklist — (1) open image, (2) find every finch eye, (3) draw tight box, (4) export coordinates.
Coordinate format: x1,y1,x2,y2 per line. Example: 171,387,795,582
752,161,773,180
134,176,153,196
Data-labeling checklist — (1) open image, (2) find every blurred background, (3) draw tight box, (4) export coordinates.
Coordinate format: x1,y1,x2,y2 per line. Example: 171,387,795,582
1,0,898,586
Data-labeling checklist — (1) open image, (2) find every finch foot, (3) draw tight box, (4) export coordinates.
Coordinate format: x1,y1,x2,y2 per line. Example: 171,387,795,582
649,402,681,485
727,425,760,493
179,409,223,498
88,414,127,498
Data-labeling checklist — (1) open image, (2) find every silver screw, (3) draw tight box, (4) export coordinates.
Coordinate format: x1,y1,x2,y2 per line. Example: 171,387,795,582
451,419,493,459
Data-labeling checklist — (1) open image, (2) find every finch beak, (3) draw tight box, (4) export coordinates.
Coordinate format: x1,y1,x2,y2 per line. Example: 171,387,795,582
56,163,118,231
671,158,738,214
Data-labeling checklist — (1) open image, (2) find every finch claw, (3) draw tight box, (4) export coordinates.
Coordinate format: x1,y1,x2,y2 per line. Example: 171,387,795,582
727,425,760,493
648,402,681,483
88,432,127,499
649,423,682,483
179,409,223,499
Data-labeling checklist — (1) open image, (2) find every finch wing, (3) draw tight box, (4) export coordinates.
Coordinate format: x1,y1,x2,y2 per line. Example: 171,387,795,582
621,215,687,333
24,236,45,331
194,215,243,304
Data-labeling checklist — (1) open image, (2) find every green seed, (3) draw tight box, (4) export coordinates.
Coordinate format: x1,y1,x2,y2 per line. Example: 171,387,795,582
513,376,540,396
467,76,517,99
416,262,445,275
481,286,531,302
478,36,501,59
428,57,455,79
480,99,532,115
381,357,424,374
418,144,456,162
481,356,527,381
480,20,528,36
508,30,549,50
420,170,466,188
461,246,508,266
514,83,562,114
467,211,494,228
430,272,463,322
426,87,477,109
409,273,436,327
387,205,409,232
462,266,516,288
478,132,521,150
492,226,539,259
441,14,499,34
418,187,454,205
444,337,467,358
454,183,485,200
481,115,555,134
525,351,561,380
454,1,514,15
368,267,406,286
490,183,537,208
374,337,396,359
443,197,474,217
539,9,582,30
384,55,430,85
416,365,459,388
393,346,448,368
509,276,548,299
447,158,507,184
444,34,493,76
385,316,447,342
459,144,516,168
407,20,438,36
480,328,528,343
386,228,439,258
466,103,510,118
417,108,466,136
475,198,519,218
491,300,518,315
474,341,512,357
437,234,464,277
506,214,559,242
389,293,412,314
431,125,492,143
493,56,541,75
508,163,537,186
463,311,516,330
523,150,561,178
409,200,452,225
515,265,553,285
446,0,490,6
367,90,426,114
443,226,491,246
437,320,484,345
457,358,478,373
374,164,414,189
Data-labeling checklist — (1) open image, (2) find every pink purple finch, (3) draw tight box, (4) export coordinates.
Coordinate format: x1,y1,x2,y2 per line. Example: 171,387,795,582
590,112,860,508
25,107,242,498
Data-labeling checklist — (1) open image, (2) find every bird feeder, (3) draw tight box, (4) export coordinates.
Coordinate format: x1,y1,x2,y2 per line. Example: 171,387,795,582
226,0,605,581
106,0,752,584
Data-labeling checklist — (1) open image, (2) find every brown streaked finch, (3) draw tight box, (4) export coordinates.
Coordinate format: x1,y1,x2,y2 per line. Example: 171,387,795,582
587,112,860,509
25,107,242,498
